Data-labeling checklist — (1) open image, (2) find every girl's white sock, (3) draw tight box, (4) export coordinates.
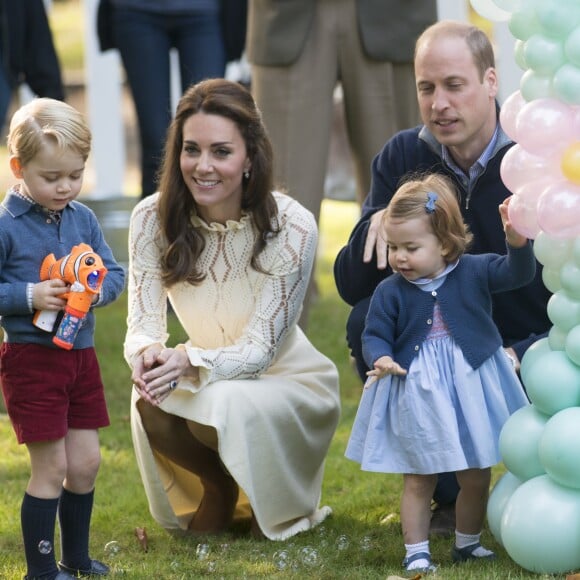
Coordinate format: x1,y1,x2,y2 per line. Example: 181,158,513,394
455,531,494,557
404,540,430,570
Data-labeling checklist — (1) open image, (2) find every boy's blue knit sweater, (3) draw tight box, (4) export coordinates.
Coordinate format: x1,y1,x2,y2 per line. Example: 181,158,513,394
363,243,536,371
0,190,125,348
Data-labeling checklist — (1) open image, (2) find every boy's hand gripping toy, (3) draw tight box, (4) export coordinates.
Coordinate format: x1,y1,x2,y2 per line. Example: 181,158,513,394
33,243,108,350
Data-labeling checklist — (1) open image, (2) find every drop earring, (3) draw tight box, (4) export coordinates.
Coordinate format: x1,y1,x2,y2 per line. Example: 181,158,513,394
244,170,250,179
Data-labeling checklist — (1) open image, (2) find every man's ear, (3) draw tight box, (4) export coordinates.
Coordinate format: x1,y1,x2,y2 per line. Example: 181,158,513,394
484,67,498,99
9,157,23,179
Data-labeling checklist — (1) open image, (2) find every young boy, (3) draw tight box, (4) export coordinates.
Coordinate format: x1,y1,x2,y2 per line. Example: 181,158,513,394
0,98,125,579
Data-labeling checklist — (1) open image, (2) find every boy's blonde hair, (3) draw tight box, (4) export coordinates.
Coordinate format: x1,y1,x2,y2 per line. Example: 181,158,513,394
7,98,91,166
385,173,473,262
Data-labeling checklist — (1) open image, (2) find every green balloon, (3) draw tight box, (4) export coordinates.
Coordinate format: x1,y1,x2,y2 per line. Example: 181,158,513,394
535,0,580,39
549,325,567,350
520,338,552,387
565,27,580,67
553,63,580,105
542,266,562,293
547,291,580,332
499,405,548,481
487,471,523,545
514,39,529,70
572,236,580,267
520,69,554,101
534,232,572,268
539,407,580,489
525,350,580,416
560,261,580,298
524,34,565,75
509,8,542,41
565,325,580,365
501,475,580,573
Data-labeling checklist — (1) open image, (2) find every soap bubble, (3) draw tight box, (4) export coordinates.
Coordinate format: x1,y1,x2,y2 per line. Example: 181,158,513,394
299,546,319,567
196,543,210,560
273,550,291,570
104,541,121,557
335,534,350,550
359,536,373,551
37,540,52,555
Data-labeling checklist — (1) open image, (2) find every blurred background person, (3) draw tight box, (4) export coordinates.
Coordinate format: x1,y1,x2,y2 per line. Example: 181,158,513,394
97,0,244,199
0,0,65,132
246,0,437,327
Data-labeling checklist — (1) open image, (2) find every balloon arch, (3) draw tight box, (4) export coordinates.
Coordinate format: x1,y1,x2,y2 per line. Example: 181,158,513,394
471,0,580,574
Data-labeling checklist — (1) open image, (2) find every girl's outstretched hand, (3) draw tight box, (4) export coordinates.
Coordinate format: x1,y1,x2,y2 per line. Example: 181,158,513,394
365,355,407,388
500,196,527,249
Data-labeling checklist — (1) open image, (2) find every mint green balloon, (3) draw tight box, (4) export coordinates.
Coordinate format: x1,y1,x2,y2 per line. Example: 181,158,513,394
501,475,580,573
565,325,580,365
539,407,580,489
520,337,552,385
520,69,553,101
548,325,567,350
560,261,580,298
499,405,548,481
535,0,580,39
542,266,561,293
565,27,580,67
509,8,542,41
534,232,572,268
524,34,565,75
514,39,528,70
525,350,580,416
553,63,580,105
487,471,523,545
547,291,580,332
572,236,580,267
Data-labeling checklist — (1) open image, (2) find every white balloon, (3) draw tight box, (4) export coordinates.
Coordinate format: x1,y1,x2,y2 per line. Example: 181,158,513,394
470,0,511,21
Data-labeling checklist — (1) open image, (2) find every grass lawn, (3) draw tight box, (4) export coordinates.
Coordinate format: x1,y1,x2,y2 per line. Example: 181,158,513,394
0,200,557,579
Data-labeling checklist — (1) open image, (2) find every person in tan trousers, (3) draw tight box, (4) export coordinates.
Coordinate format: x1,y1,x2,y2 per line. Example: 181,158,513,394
246,0,437,326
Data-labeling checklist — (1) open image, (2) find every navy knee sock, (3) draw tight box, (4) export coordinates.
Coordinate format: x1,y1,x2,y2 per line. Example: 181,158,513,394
58,487,94,570
21,492,59,579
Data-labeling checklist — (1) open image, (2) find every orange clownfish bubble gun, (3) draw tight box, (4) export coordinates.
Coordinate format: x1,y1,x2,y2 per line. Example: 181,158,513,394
33,243,108,350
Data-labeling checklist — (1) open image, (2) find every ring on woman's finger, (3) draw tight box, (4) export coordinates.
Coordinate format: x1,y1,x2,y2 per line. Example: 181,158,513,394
169,380,178,391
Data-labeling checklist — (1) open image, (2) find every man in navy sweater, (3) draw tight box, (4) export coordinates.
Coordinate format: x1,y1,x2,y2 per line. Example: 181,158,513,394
334,20,551,534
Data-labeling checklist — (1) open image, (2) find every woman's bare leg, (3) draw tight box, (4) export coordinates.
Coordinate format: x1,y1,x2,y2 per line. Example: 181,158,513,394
136,400,238,533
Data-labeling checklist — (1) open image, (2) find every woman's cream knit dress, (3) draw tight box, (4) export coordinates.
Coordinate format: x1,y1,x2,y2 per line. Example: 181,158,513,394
124,192,341,540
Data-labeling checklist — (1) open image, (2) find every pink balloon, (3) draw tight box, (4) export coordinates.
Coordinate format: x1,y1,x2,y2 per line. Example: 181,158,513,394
537,181,580,238
508,182,550,239
501,144,561,194
500,90,526,141
516,98,576,157
575,106,580,134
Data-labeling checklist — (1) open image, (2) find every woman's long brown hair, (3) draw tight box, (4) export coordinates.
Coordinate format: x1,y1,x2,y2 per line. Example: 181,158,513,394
157,78,278,286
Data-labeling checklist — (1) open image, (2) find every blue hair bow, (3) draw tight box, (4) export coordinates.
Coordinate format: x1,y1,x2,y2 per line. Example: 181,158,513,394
425,192,438,213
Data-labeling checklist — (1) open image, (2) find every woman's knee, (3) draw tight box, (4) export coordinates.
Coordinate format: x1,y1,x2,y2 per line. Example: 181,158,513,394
136,399,183,443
